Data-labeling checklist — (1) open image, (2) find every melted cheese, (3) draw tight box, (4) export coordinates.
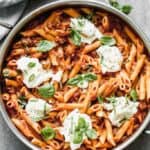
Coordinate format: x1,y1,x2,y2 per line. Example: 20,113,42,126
25,98,52,122
70,18,102,44
59,109,92,150
16,56,63,88
103,97,139,127
96,45,123,74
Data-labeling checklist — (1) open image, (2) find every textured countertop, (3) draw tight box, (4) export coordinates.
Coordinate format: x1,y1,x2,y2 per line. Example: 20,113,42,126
0,0,150,150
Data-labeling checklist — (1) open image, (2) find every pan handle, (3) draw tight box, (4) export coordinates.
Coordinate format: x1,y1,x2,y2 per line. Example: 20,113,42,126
144,130,150,134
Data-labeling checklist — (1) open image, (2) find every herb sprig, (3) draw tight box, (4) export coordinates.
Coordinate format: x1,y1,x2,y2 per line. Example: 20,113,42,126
67,73,97,86
109,0,133,15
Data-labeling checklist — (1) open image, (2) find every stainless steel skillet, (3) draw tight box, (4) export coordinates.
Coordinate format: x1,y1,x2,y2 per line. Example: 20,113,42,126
0,0,150,149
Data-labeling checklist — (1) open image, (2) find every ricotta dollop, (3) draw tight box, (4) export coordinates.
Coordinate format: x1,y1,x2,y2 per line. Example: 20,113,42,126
103,96,139,127
16,56,63,88
25,98,52,122
96,45,123,74
59,109,92,150
70,18,102,44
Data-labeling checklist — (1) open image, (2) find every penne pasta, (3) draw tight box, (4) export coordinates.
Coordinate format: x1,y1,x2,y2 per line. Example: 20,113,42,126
1,6,149,150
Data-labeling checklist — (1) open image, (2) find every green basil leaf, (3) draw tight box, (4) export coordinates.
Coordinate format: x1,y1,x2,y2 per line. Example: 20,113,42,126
121,5,133,15
106,96,116,103
83,73,97,81
109,0,121,9
86,129,97,139
41,126,56,140
38,84,55,98
85,13,94,21
130,89,138,101
70,29,81,46
28,74,35,82
37,40,56,52
73,131,83,144
79,13,94,21
18,96,27,109
67,73,97,86
109,0,132,15
67,75,82,85
100,36,116,46
28,62,36,68
97,96,104,104
77,117,88,129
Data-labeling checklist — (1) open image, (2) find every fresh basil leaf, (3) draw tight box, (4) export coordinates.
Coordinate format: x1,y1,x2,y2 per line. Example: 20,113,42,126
37,40,56,52
41,126,56,140
100,36,116,46
109,0,132,15
130,89,138,101
85,13,94,21
109,0,121,10
86,129,97,139
28,74,35,82
79,13,94,21
121,5,133,15
78,117,88,129
97,96,104,104
67,73,97,86
78,19,85,27
106,96,116,103
83,73,97,81
70,29,81,46
28,62,36,68
38,84,55,98
73,131,83,144
67,75,82,85
18,96,27,109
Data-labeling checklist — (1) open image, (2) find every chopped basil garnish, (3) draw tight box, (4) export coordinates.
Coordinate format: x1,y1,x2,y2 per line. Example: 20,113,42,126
109,0,120,9
78,117,87,128
70,29,81,46
109,0,132,15
28,62,36,68
73,131,83,144
106,96,116,103
72,117,97,143
85,13,94,21
28,74,35,82
100,36,116,46
121,5,133,15
86,129,97,139
41,126,56,140
75,117,88,132
97,96,104,104
79,12,94,21
130,89,138,101
37,40,56,52
18,96,27,109
67,73,97,87
38,84,55,98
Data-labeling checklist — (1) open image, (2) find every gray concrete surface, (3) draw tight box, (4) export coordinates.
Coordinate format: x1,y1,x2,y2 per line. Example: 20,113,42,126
0,0,150,150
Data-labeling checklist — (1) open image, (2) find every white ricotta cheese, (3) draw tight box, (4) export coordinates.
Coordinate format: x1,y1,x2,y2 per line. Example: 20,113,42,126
70,18,102,44
25,98,52,122
103,96,139,127
16,56,63,88
59,109,92,150
96,45,123,74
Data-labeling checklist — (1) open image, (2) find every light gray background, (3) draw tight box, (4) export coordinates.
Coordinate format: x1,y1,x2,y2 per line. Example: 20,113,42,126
0,0,150,150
